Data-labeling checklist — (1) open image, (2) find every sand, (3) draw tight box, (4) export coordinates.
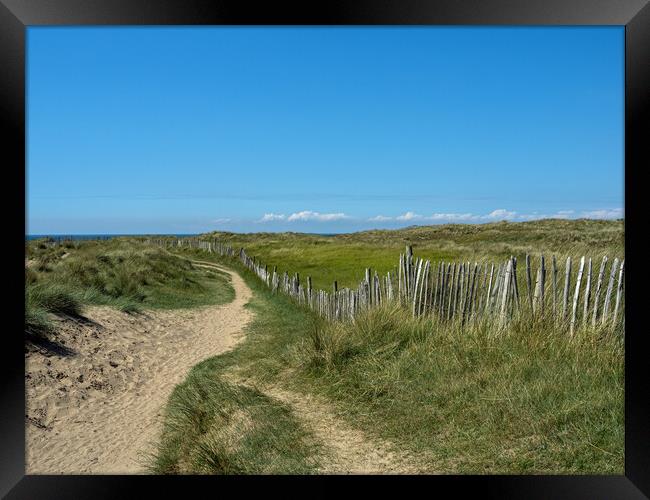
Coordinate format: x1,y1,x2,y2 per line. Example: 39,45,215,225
25,262,253,474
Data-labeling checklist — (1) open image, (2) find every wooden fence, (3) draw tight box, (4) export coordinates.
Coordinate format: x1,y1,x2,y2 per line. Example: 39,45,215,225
147,237,625,334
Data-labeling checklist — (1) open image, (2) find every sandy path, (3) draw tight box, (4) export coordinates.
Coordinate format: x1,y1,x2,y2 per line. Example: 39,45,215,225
263,386,424,474
229,371,425,474
26,262,253,474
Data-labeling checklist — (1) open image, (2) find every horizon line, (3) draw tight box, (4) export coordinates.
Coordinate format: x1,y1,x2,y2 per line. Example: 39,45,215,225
25,217,625,238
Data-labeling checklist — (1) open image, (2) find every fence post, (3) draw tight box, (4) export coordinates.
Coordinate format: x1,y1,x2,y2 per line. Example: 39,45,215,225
601,258,620,325
592,256,608,327
582,258,592,326
613,260,625,327
562,257,572,321
500,259,513,325
570,256,585,337
525,254,533,313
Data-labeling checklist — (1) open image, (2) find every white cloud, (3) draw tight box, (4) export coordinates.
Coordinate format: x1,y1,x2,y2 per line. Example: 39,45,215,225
482,209,517,220
258,213,286,222
393,209,513,222
543,210,575,219
212,217,231,224
519,213,545,220
370,208,601,224
286,211,349,222
259,207,623,225
429,212,475,221
396,211,422,221
515,210,575,220
580,208,623,219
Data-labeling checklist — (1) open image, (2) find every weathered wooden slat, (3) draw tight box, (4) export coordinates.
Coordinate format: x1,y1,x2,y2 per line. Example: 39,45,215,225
533,266,541,314
446,263,456,321
525,254,533,312
582,258,592,326
412,258,424,317
442,262,451,319
463,262,471,317
493,263,504,313
510,257,520,313
476,264,487,316
484,264,495,315
500,259,513,324
455,263,465,320
375,271,382,307
465,263,479,322
418,262,427,315
592,256,608,327
570,256,586,336
431,262,440,315
472,263,481,318
562,257,572,320
397,254,404,301
601,258,620,325
405,246,412,300
462,263,472,321
458,263,466,318
450,263,459,320
613,259,625,326
531,255,545,315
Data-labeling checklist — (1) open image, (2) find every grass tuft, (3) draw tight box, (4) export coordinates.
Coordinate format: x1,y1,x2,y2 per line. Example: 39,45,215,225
149,356,320,474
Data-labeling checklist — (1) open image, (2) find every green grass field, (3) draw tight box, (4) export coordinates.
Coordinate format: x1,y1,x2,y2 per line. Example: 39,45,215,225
25,238,234,337
204,219,624,290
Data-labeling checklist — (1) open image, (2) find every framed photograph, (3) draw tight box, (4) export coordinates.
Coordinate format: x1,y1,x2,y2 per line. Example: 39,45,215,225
4,0,648,497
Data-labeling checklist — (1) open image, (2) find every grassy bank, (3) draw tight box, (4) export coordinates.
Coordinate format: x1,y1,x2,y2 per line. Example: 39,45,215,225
155,247,624,474
25,238,234,337
204,219,624,290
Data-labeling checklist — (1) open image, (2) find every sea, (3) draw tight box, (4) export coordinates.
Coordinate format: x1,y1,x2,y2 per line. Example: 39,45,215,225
26,233,340,241
26,234,199,241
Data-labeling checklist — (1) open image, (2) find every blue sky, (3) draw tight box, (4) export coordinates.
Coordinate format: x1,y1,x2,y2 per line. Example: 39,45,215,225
27,27,623,235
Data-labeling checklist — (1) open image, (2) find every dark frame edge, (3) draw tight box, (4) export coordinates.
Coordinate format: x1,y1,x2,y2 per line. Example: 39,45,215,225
1,0,648,498
0,0,25,499
3,475,650,499
1,0,649,25
625,1,650,497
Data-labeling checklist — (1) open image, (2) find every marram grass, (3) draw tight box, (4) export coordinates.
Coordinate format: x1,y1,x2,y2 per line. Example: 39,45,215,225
25,238,235,337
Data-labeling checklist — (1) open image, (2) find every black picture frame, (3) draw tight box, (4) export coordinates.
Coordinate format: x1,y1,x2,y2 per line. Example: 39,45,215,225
3,1,648,498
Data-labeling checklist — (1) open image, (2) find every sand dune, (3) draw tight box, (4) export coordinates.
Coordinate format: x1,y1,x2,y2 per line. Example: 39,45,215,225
25,262,253,474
